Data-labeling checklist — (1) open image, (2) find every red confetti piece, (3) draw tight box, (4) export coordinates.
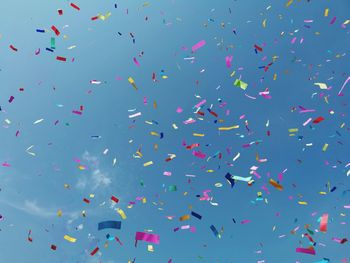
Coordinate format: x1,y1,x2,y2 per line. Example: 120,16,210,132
51,25,60,36
28,230,33,242
313,116,325,124
320,213,328,232
51,244,57,250
83,198,90,204
209,111,218,118
91,15,99,20
111,196,119,203
90,247,99,256
56,56,67,62
58,9,63,15
70,3,80,11
9,45,18,52
254,44,263,52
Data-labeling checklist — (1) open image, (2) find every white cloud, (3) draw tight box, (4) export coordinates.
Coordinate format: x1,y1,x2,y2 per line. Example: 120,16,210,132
23,200,56,217
76,151,111,190
0,199,65,218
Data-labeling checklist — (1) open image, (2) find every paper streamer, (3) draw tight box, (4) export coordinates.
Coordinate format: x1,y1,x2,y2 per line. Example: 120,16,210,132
98,221,122,230
338,76,350,95
135,232,160,245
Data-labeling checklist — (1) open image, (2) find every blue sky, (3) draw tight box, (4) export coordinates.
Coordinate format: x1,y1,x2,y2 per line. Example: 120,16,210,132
0,0,349,262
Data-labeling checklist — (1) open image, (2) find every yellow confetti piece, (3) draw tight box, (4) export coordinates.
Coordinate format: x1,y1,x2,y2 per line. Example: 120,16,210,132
89,194,95,198
143,161,153,167
218,125,239,131
319,192,327,195
57,210,62,217
288,128,298,133
98,12,112,21
142,197,147,203
128,77,138,90
206,169,214,173
340,123,345,128
64,235,77,243
343,20,350,25
324,96,329,104
179,215,190,221
273,73,277,80
193,133,205,137
78,165,86,170
150,131,160,137
262,19,267,28
314,82,328,89
117,208,127,220
147,245,154,252
230,70,236,77
286,0,293,7
298,201,308,205
172,123,178,130
136,150,143,157
324,8,329,17
322,143,329,152
269,179,283,191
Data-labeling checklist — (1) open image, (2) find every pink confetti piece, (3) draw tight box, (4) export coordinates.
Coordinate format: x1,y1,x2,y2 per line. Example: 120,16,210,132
2,162,11,167
192,151,206,159
192,40,206,52
135,232,160,245
176,107,183,113
133,57,140,66
225,55,233,68
194,99,206,108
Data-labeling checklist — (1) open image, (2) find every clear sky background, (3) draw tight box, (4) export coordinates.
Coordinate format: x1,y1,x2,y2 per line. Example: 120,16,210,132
0,0,349,262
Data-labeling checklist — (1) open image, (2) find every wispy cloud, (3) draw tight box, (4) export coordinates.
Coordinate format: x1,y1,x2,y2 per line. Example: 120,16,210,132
0,199,78,218
76,151,111,190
